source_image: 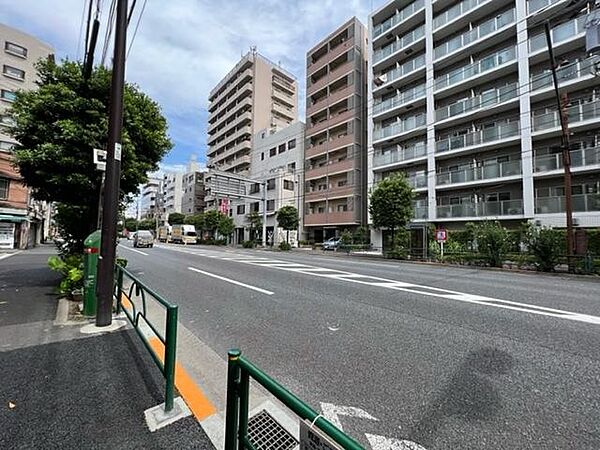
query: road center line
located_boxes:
[118,245,149,256]
[188,266,274,295]
[0,251,21,261]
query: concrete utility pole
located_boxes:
[96,0,127,327]
[544,22,575,272]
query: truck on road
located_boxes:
[171,224,197,245]
[158,225,171,243]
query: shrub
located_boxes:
[48,254,84,296]
[386,245,408,260]
[469,221,510,267]
[525,225,563,272]
[278,241,292,251]
[242,240,255,249]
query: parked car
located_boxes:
[322,237,341,251]
[133,230,154,248]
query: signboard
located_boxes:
[435,228,447,243]
[93,148,107,171]
[300,420,343,450]
[0,222,15,249]
[219,197,230,214]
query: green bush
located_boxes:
[587,229,600,255]
[525,225,563,272]
[469,221,510,267]
[48,254,84,296]
[278,241,292,251]
[340,229,353,245]
[242,240,255,249]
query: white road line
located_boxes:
[118,245,149,256]
[0,251,21,261]
[188,267,274,295]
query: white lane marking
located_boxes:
[188,267,274,295]
[0,251,21,261]
[118,245,148,256]
[366,434,427,450]
[320,402,378,430]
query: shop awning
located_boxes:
[0,214,28,223]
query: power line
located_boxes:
[76,0,89,61]
[101,0,117,67]
[126,0,147,59]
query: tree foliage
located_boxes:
[203,210,222,238]
[168,212,185,224]
[276,205,299,243]
[468,221,509,268]
[246,211,262,241]
[184,213,205,231]
[525,225,563,272]
[369,174,414,247]
[217,214,235,238]
[10,59,171,251]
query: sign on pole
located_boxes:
[300,420,343,450]
[436,228,447,259]
[93,148,107,171]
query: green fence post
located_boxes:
[238,370,250,450]
[115,266,124,314]
[164,305,178,412]
[225,349,241,450]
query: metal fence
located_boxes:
[114,265,179,412]
[225,349,363,450]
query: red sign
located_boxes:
[436,228,447,242]
[219,198,230,214]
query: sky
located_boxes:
[0,0,387,172]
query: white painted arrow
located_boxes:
[366,434,428,450]
[320,402,379,431]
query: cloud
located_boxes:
[0,0,387,167]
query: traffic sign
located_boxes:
[436,228,447,242]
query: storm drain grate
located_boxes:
[247,409,299,450]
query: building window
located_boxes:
[0,177,8,199]
[251,202,260,212]
[3,65,24,80]
[249,183,260,194]
[237,204,245,215]
[287,162,296,173]
[1,89,16,102]
[288,139,296,149]
[283,180,294,190]
[267,178,276,190]
[4,42,27,58]
[269,147,276,157]
[337,204,348,212]
[278,143,286,154]
[267,199,275,211]
[0,141,14,151]
[261,152,265,161]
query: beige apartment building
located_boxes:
[0,23,53,249]
[304,17,368,243]
[206,49,298,176]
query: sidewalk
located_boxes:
[0,246,214,449]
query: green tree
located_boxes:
[11,59,171,252]
[203,210,222,239]
[137,219,155,230]
[124,218,138,231]
[275,205,299,243]
[246,211,262,242]
[184,213,205,234]
[369,174,414,248]
[525,225,563,272]
[469,221,509,268]
[168,212,185,224]
[217,214,235,241]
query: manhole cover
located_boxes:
[247,409,299,450]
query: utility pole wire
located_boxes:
[127,0,147,59]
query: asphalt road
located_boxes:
[118,241,600,449]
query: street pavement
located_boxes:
[0,246,214,449]
[118,241,600,450]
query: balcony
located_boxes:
[407,173,427,190]
[435,82,518,122]
[307,109,354,135]
[530,56,600,93]
[434,8,515,61]
[528,0,561,14]
[433,0,489,31]
[272,88,294,108]
[308,60,354,95]
[437,199,523,218]
[373,54,425,92]
[373,113,426,142]
[373,84,426,117]
[308,84,354,116]
[207,111,252,146]
[219,154,251,172]
[373,0,425,40]
[212,140,252,165]
[373,24,425,65]
[305,184,355,202]
[209,84,253,118]
[437,160,522,187]
[305,133,354,157]
[413,205,429,220]
[209,68,252,109]
[536,194,600,214]
[373,142,427,168]
[436,120,520,154]
[272,101,294,120]
[208,97,252,135]
[532,100,600,134]
[435,46,516,92]
[307,40,353,77]
[209,125,252,155]
[304,210,357,226]
[305,158,354,180]
[534,146,600,173]
[529,15,586,55]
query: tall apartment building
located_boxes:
[140,177,161,219]
[0,23,53,249]
[368,0,600,247]
[206,49,298,178]
[304,18,368,243]
[162,171,183,218]
[182,170,206,215]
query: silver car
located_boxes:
[133,230,154,248]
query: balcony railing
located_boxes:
[373,113,426,141]
[535,194,600,214]
[437,199,523,218]
[373,142,427,167]
[435,82,518,121]
[373,0,425,38]
[436,120,519,153]
[413,206,429,220]
[529,15,586,53]
[434,8,515,60]
[435,46,516,91]
[375,53,426,89]
[534,146,600,172]
[530,56,600,92]
[528,0,560,14]
[532,100,600,132]
[433,0,488,30]
[437,160,522,185]
[407,173,428,189]
[374,25,425,63]
[373,84,426,116]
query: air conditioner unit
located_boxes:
[373,74,387,86]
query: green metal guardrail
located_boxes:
[225,349,364,450]
[114,265,178,412]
